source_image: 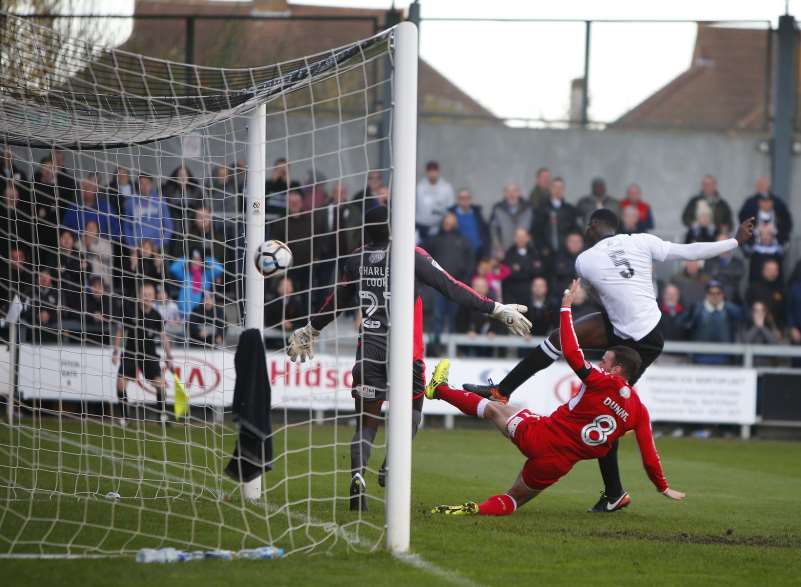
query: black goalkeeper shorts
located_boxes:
[351,340,425,402]
[601,313,665,384]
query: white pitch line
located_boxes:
[394,552,485,587]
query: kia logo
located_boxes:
[137,356,221,398]
[553,372,583,403]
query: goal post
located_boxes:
[386,21,419,554]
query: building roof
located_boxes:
[126,0,496,120]
[614,25,770,131]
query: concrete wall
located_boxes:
[417,123,786,239]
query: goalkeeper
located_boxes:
[287,205,531,511]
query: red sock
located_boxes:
[435,384,483,416]
[478,494,517,516]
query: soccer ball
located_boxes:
[254,240,293,277]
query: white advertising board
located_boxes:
[16,345,757,425]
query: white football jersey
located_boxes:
[575,233,673,341]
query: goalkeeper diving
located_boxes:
[287,205,531,510]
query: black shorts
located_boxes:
[601,313,665,384]
[351,340,425,402]
[119,353,162,382]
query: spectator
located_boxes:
[1,248,33,311]
[107,166,134,217]
[620,183,654,232]
[571,281,601,320]
[169,250,223,319]
[681,175,733,233]
[448,188,490,258]
[576,177,620,228]
[51,149,77,205]
[57,230,85,320]
[659,283,686,341]
[551,231,584,304]
[188,292,226,346]
[231,159,247,196]
[416,161,455,241]
[62,175,121,241]
[77,220,114,289]
[742,301,782,345]
[123,174,173,251]
[705,233,746,305]
[738,176,793,246]
[163,164,203,229]
[455,275,501,357]
[154,288,184,339]
[264,276,306,333]
[182,206,224,263]
[532,176,579,256]
[22,269,61,342]
[683,280,742,364]
[489,183,532,260]
[31,157,61,263]
[84,276,112,341]
[374,185,390,208]
[265,157,300,222]
[746,223,784,282]
[474,257,510,302]
[353,170,383,207]
[271,190,314,293]
[0,147,28,196]
[206,164,237,218]
[620,206,643,235]
[425,212,476,345]
[526,276,557,336]
[671,260,709,309]
[503,228,546,307]
[746,258,786,327]
[0,181,32,264]
[302,169,328,211]
[787,262,801,350]
[528,166,551,209]
[684,199,718,243]
[314,181,362,259]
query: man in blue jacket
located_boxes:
[123,174,173,251]
[63,175,121,241]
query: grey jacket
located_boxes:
[489,200,533,259]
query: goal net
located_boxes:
[0,12,418,558]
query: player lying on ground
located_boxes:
[286,205,531,511]
[464,209,753,512]
[428,279,685,516]
[111,281,175,427]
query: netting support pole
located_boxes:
[386,21,418,554]
[243,103,267,500]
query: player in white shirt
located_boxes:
[464,208,754,512]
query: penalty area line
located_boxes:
[394,551,485,587]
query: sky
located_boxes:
[36,0,801,123]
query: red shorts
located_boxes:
[505,408,576,491]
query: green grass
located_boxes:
[3,419,801,586]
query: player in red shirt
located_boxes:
[427,280,685,516]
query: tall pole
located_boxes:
[772,14,798,206]
[386,21,418,554]
[242,103,267,500]
[581,20,591,127]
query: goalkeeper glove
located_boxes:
[490,302,532,337]
[287,324,320,363]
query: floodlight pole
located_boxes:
[242,103,267,500]
[386,21,418,555]
[772,14,798,207]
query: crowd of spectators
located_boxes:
[2,146,801,359]
[414,162,801,359]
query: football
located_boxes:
[254,240,293,277]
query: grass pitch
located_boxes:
[3,419,801,586]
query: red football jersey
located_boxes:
[535,306,668,492]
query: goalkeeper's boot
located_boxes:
[462,380,509,405]
[349,472,368,512]
[424,359,451,400]
[588,491,631,513]
[430,502,479,516]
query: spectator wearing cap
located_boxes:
[576,177,620,228]
[448,188,490,258]
[532,176,579,257]
[528,166,551,210]
[620,183,654,232]
[416,161,455,241]
[489,183,532,260]
[123,174,173,251]
[169,249,223,318]
[681,174,733,234]
[738,176,793,246]
[682,280,742,364]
